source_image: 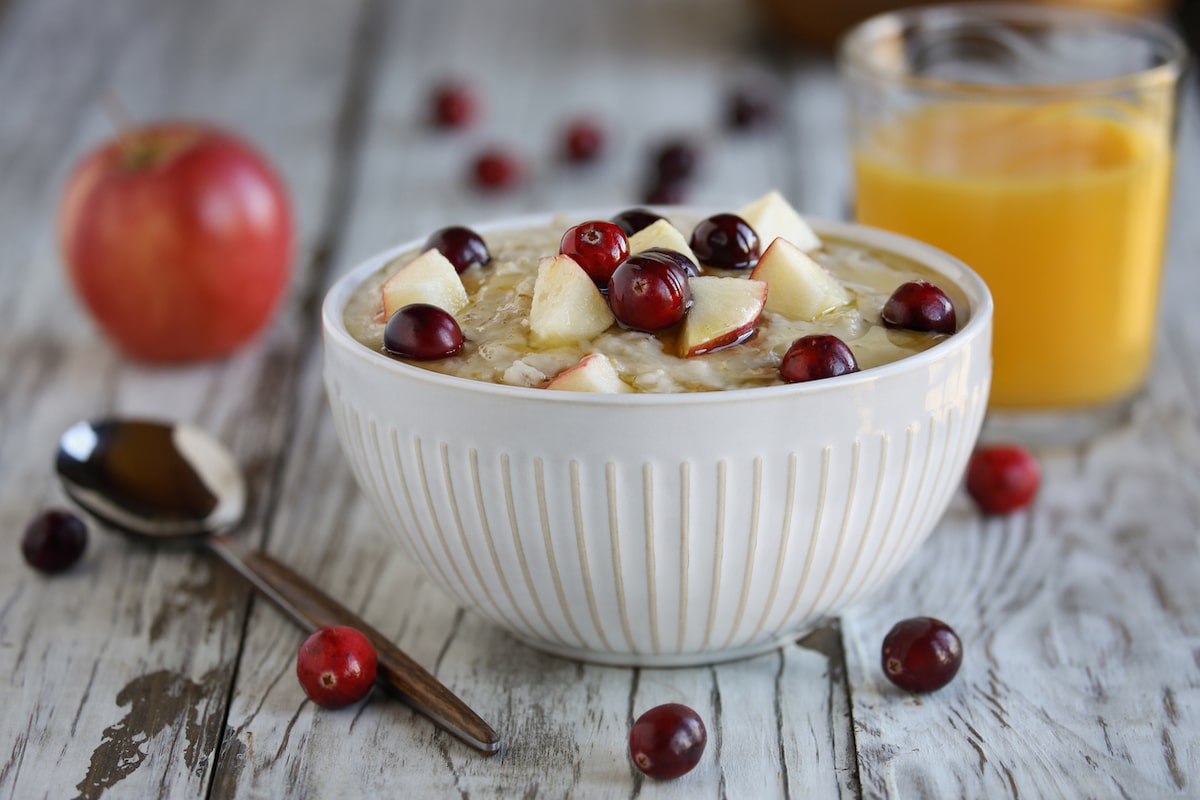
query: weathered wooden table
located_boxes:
[3,0,1198,796]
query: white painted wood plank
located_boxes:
[0,0,366,797]
[218,0,858,796]
[6,0,1196,796]
[782,52,851,220]
[840,86,1200,800]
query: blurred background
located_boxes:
[758,0,1182,48]
[3,1,1199,795]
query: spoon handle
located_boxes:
[205,534,500,755]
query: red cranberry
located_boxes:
[653,139,700,182]
[430,80,477,129]
[641,247,700,277]
[689,213,760,270]
[562,117,605,163]
[780,335,859,383]
[965,444,1040,515]
[726,84,776,131]
[882,281,957,334]
[383,304,464,360]
[607,253,692,332]
[424,225,490,273]
[629,703,707,780]
[560,220,630,286]
[471,147,521,191]
[881,617,963,693]
[610,208,665,237]
[21,509,87,574]
[296,625,378,709]
[642,179,688,206]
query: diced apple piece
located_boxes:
[545,353,632,393]
[529,254,615,345]
[749,237,851,322]
[627,218,699,267]
[679,276,767,358]
[737,190,821,252]
[381,248,469,319]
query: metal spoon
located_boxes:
[55,417,500,755]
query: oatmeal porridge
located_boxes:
[342,197,959,393]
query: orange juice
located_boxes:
[854,103,1173,409]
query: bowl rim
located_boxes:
[322,207,993,406]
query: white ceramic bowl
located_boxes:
[321,212,992,667]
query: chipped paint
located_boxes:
[75,668,234,799]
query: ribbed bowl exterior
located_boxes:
[322,216,992,667]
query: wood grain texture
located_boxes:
[222,537,500,753]
[0,0,365,796]
[1,0,1198,797]
[218,0,857,795]
[841,89,1200,800]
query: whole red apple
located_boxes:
[59,122,293,362]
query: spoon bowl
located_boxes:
[56,417,499,754]
[57,419,244,542]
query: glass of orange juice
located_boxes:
[839,3,1185,438]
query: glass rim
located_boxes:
[837,1,1187,99]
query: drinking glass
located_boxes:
[839,3,1186,439]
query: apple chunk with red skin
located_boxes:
[380,248,468,319]
[627,218,699,267]
[750,237,850,322]
[529,254,614,346]
[545,353,631,393]
[678,276,766,357]
[59,122,293,362]
[737,190,821,253]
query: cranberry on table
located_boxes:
[424,225,490,274]
[642,178,688,206]
[629,703,707,780]
[430,80,478,129]
[296,625,378,709]
[881,617,963,693]
[607,252,693,332]
[726,83,776,131]
[562,117,605,163]
[780,334,859,383]
[21,509,87,574]
[653,138,700,182]
[610,208,665,238]
[689,213,760,270]
[882,281,957,334]
[641,138,700,205]
[470,147,521,191]
[560,220,630,286]
[383,304,464,360]
[966,444,1040,515]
